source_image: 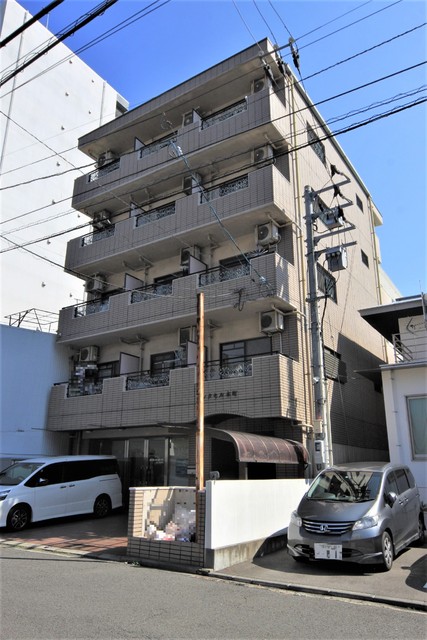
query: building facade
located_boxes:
[361,295,427,505]
[0,0,128,320]
[47,39,393,490]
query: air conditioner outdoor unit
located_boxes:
[252,77,269,93]
[183,173,202,195]
[97,150,117,167]
[260,310,285,333]
[253,145,273,164]
[92,210,111,230]
[79,345,99,363]
[85,273,106,293]
[182,110,201,127]
[325,246,348,272]
[180,246,202,267]
[256,222,280,246]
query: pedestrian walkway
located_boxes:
[0,512,426,611]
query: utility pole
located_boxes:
[196,292,205,491]
[304,181,356,469]
[304,186,331,468]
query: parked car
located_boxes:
[0,455,123,531]
[287,462,425,571]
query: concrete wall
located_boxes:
[381,365,427,507]
[0,325,70,466]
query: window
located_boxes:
[324,347,347,383]
[394,468,410,495]
[307,123,326,164]
[317,264,337,302]
[361,250,369,267]
[356,194,364,211]
[151,352,177,375]
[220,337,271,376]
[407,395,427,458]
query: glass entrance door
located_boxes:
[128,438,167,487]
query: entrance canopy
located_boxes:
[208,429,309,465]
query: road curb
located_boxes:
[203,570,427,613]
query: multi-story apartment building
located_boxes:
[47,39,392,490]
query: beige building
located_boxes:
[47,39,394,490]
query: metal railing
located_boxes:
[199,262,250,286]
[67,381,103,397]
[139,134,177,159]
[131,282,173,303]
[392,331,427,363]
[81,225,115,246]
[201,175,249,204]
[205,359,253,380]
[135,202,176,227]
[126,370,170,390]
[87,159,120,183]
[201,99,247,130]
[74,299,110,318]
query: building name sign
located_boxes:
[204,391,238,400]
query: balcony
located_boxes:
[65,163,294,275]
[392,331,427,364]
[46,353,305,432]
[57,251,298,345]
[71,90,289,214]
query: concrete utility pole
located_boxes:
[304,186,331,468]
[196,292,205,491]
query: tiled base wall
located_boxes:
[127,487,205,568]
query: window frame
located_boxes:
[406,395,427,459]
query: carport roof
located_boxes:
[208,429,309,465]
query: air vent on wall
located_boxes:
[79,345,99,363]
[259,310,284,333]
[256,222,280,246]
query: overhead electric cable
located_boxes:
[0,0,119,87]
[0,0,64,48]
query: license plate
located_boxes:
[314,543,342,560]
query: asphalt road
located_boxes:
[1,547,426,640]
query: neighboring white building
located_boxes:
[361,294,427,506]
[0,324,70,467]
[0,0,128,322]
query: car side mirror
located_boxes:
[38,478,49,487]
[385,491,397,507]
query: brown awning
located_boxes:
[207,429,309,465]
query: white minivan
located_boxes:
[0,456,123,531]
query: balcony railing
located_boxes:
[131,282,173,303]
[67,380,103,397]
[87,159,120,183]
[138,133,177,159]
[81,225,115,247]
[199,262,250,286]
[74,299,110,318]
[201,99,247,130]
[201,175,248,204]
[392,331,427,363]
[205,359,254,380]
[135,202,176,227]
[126,370,170,390]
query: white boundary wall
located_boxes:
[205,479,310,549]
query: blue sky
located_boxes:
[14,0,427,297]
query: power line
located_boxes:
[0,0,119,87]
[0,0,64,48]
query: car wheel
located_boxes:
[381,531,394,571]
[415,515,425,546]
[7,504,31,531]
[93,495,111,518]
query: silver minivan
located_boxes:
[287,462,425,570]
[0,456,123,531]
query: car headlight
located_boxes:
[0,491,11,502]
[352,515,379,531]
[290,510,302,527]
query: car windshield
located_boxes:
[0,462,44,486]
[307,470,382,502]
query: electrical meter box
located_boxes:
[314,439,326,464]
